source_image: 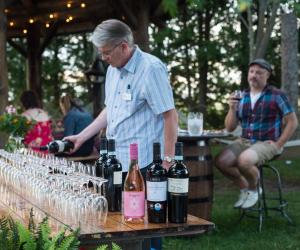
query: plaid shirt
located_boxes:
[238,85,293,142]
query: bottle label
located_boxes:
[174,155,183,161]
[113,171,122,185]
[146,181,167,201]
[168,178,189,193]
[56,140,65,152]
[124,191,145,217]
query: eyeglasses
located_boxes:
[99,41,122,58]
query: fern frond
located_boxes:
[49,228,66,248]
[28,208,35,233]
[0,217,10,250]
[8,217,20,250]
[56,234,80,250]
[112,242,122,250]
[17,221,36,250]
[36,217,51,250]
[94,245,108,250]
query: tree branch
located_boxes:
[8,39,27,57]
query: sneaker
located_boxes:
[234,189,248,208]
[241,188,261,209]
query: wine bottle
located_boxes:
[146,142,167,223]
[40,140,74,153]
[103,139,122,212]
[95,138,108,177]
[168,142,189,223]
[94,138,108,193]
[124,143,145,223]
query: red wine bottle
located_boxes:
[146,142,167,223]
[124,143,145,223]
[104,139,122,212]
[94,138,108,193]
[95,138,108,177]
[40,140,74,153]
[168,142,189,223]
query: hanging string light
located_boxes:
[7,1,91,35]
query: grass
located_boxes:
[163,144,300,250]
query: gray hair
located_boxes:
[91,19,134,48]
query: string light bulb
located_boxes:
[4,9,8,13]
[45,23,50,28]
[67,2,72,8]
[29,18,34,24]
[81,3,86,8]
[49,14,54,19]
[9,21,14,27]
[23,29,28,34]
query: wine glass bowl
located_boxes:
[232,90,243,101]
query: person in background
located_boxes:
[215,59,298,209]
[20,90,53,151]
[65,19,178,250]
[59,94,94,157]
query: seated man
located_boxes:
[215,58,298,209]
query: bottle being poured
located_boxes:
[39,140,74,154]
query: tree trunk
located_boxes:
[281,13,298,113]
[281,12,299,138]
[0,1,9,148]
[27,22,42,106]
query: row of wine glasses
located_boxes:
[0,148,108,227]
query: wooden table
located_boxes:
[0,182,214,250]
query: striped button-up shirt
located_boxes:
[105,46,175,171]
[238,85,293,142]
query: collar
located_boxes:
[119,45,141,74]
[245,84,271,95]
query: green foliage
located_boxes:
[0,106,34,137]
[95,242,122,250]
[0,214,80,250]
[162,0,178,17]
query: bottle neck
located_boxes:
[129,158,139,171]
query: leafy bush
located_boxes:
[0,210,121,250]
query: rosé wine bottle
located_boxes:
[124,143,145,223]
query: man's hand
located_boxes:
[228,93,240,111]
[63,134,85,154]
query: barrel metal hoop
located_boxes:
[189,174,213,182]
[184,155,212,161]
[188,197,212,203]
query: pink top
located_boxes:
[22,108,53,151]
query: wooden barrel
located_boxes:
[178,136,213,220]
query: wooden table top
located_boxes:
[0,182,214,244]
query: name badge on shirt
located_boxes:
[122,92,132,101]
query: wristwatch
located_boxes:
[163,156,173,163]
